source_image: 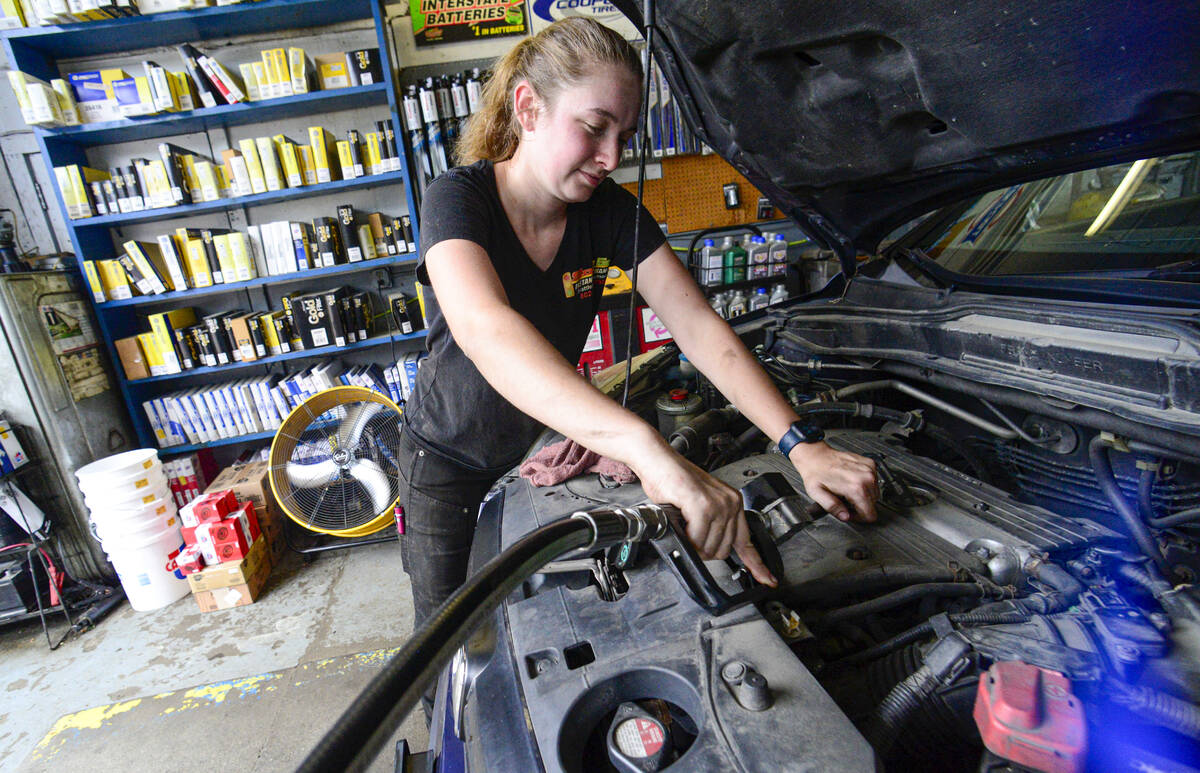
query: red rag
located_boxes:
[519,439,637,487]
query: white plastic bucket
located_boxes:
[78,465,166,499]
[85,479,171,513]
[91,498,177,544]
[106,523,189,612]
[75,449,160,486]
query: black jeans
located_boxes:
[396,430,499,632]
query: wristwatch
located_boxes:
[777,420,825,458]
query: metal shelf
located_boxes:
[125,329,427,386]
[2,0,422,452]
[161,429,276,456]
[0,0,375,59]
[73,170,402,229]
[96,253,418,309]
[36,84,390,146]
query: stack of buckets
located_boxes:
[75,449,190,611]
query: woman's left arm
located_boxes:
[636,244,880,522]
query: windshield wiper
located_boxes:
[891,248,953,288]
[1148,258,1200,280]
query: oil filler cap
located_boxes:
[607,702,670,772]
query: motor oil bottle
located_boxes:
[709,291,727,318]
[697,238,722,287]
[769,283,789,305]
[769,233,789,265]
[748,236,768,264]
[722,237,747,284]
[749,286,770,311]
[726,289,748,318]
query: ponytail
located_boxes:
[455,17,642,166]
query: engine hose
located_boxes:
[1020,558,1084,614]
[1107,681,1200,740]
[817,583,992,629]
[812,380,1018,439]
[866,634,972,757]
[839,610,1032,667]
[1088,436,1173,578]
[785,566,961,605]
[1151,505,1200,529]
[711,425,766,468]
[880,362,1200,461]
[794,401,924,430]
[1115,560,1173,598]
[297,505,674,773]
[1133,462,1200,530]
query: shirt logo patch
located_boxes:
[562,256,610,299]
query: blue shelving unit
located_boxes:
[1,0,425,457]
[125,329,427,386]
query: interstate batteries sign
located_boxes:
[410,0,529,46]
[530,0,638,38]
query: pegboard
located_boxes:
[619,174,668,224]
[623,153,779,234]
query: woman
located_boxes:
[399,17,879,632]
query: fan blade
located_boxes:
[337,402,386,450]
[286,459,341,489]
[345,458,393,514]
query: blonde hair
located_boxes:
[455,17,642,165]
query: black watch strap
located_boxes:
[777,420,825,458]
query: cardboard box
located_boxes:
[187,532,270,593]
[192,550,270,611]
[115,335,150,380]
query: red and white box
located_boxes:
[232,500,260,543]
[176,544,206,575]
[195,515,252,564]
[184,489,238,527]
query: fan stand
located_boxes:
[280,517,397,558]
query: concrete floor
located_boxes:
[0,539,430,772]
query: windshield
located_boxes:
[908,151,1200,279]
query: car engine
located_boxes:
[453,306,1200,773]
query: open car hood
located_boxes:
[613,1,1200,276]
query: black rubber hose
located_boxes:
[1135,464,1200,529]
[795,402,924,429]
[1150,505,1200,529]
[298,517,593,773]
[1115,561,1173,598]
[1088,436,1172,577]
[784,566,961,605]
[1107,681,1200,740]
[838,610,1032,667]
[818,583,988,628]
[869,665,939,755]
[880,362,1200,461]
[1016,560,1084,614]
[1138,467,1158,524]
[865,634,972,757]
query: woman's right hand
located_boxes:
[633,446,778,588]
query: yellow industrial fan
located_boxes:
[268,386,404,538]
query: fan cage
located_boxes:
[269,386,404,537]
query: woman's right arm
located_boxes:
[424,238,775,585]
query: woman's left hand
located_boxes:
[787,442,880,522]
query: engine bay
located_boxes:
[457,315,1200,773]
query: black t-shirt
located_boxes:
[403,160,666,473]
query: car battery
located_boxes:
[0,558,47,616]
